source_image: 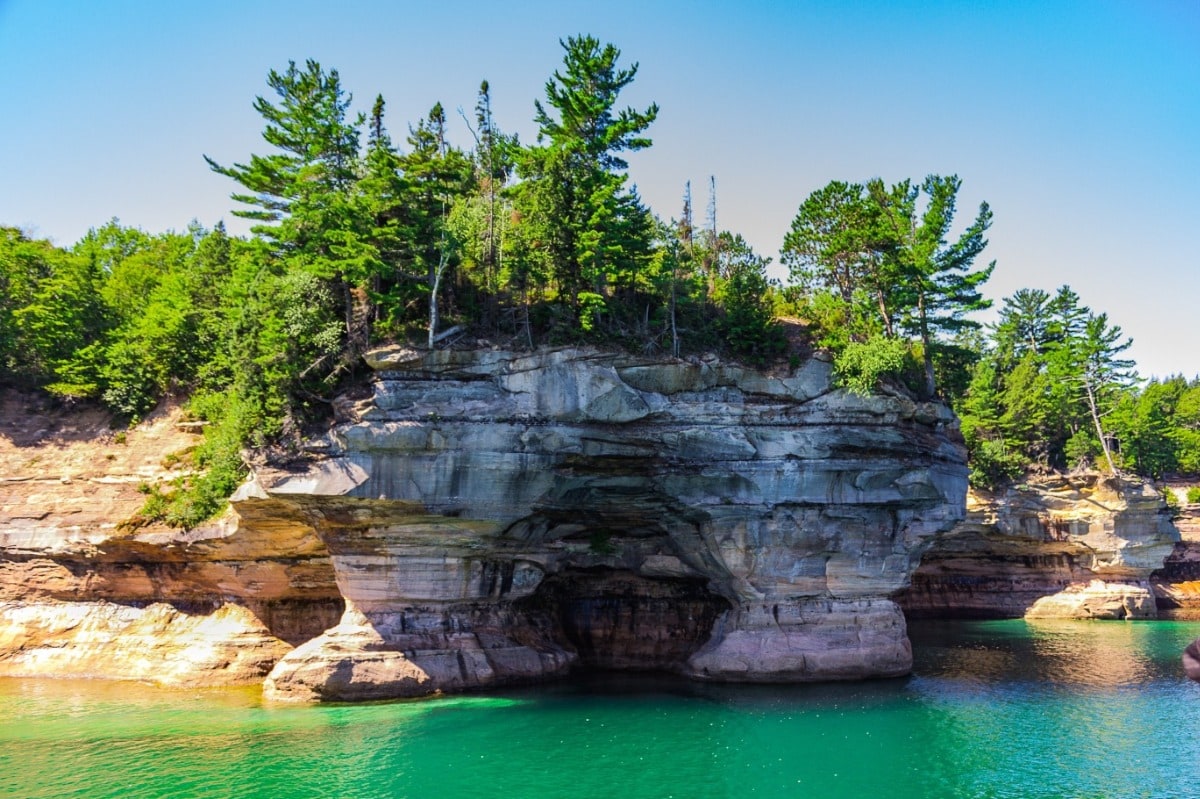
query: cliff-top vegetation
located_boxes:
[2,35,1196,525]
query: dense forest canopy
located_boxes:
[1,36,1196,526]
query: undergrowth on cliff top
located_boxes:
[131,395,256,529]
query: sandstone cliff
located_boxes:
[0,396,342,686]
[1,349,969,699]
[1152,493,1200,618]
[251,346,967,701]
[897,475,1179,620]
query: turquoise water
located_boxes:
[2,620,1199,799]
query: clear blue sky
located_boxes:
[2,0,1197,378]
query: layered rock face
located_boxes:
[1,351,969,698]
[0,400,342,686]
[256,346,968,701]
[1152,498,1200,617]
[897,475,1179,620]
[0,600,292,686]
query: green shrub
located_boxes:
[1163,487,1183,521]
[136,389,253,529]
[968,438,1025,489]
[577,292,606,333]
[1187,486,1200,505]
[834,335,911,396]
[1064,429,1100,470]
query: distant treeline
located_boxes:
[0,36,1193,526]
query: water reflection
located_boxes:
[907,620,1200,799]
[3,622,1200,799]
[909,618,1192,688]
[1025,619,1154,687]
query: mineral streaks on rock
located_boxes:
[0,399,344,686]
[898,475,1179,620]
[0,600,292,686]
[1152,499,1200,618]
[687,598,912,681]
[258,346,968,700]
[1025,580,1157,620]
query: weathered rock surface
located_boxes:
[0,599,291,685]
[897,475,1179,619]
[2,349,970,697]
[1024,580,1157,619]
[256,346,967,701]
[0,397,342,685]
[1152,496,1200,618]
[1184,638,1200,682]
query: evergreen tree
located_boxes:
[872,175,994,397]
[992,287,1051,365]
[468,80,516,293]
[712,233,785,364]
[515,35,658,325]
[399,103,473,346]
[204,59,361,252]
[205,59,365,353]
[780,175,993,395]
[1075,312,1137,472]
[957,284,1152,481]
[12,241,106,396]
[0,228,61,384]
[780,180,895,343]
[450,80,521,335]
[1111,379,1180,477]
[1172,381,1200,474]
[356,94,416,336]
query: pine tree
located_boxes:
[1075,312,1137,472]
[874,175,994,397]
[205,59,365,357]
[204,60,361,257]
[515,35,658,325]
[781,180,896,342]
[400,103,473,347]
[357,94,415,336]
[992,287,1051,365]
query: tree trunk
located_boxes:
[427,276,439,349]
[919,294,935,397]
[341,281,356,351]
[670,270,679,358]
[522,285,534,350]
[1084,375,1118,474]
[428,249,449,349]
[876,290,894,338]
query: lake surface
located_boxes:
[2,619,1198,799]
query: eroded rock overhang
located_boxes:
[250,346,969,702]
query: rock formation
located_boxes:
[1152,497,1200,618]
[1184,638,1200,682]
[0,398,342,686]
[2,348,971,699]
[256,346,968,701]
[897,475,1179,620]
[0,600,292,686]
